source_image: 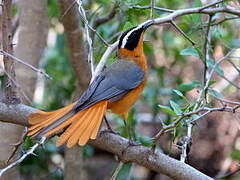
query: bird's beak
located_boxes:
[142,20,154,30]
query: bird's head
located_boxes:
[118,20,154,59]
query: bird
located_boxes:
[27,20,154,148]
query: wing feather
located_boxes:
[74,60,144,111]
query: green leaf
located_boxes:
[231,149,240,160]
[180,47,200,57]
[138,136,152,147]
[123,21,133,31]
[209,80,217,86]
[158,105,176,115]
[170,100,182,115]
[178,80,201,92]
[206,58,224,76]
[208,88,224,98]
[173,89,184,97]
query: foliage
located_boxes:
[1,0,239,179]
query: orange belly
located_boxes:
[107,81,146,119]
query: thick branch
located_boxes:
[1,0,19,104]
[58,0,91,92]
[0,102,213,180]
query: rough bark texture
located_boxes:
[0,102,214,180]
[0,1,20,179]
[57,0,91,179]
[1,0,18,103]
[15,0,48,104]
[0,1,48,180]
[58,0,91,94]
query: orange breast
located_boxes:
[107,54,147,119]
[107,80,146,119]
[109,40,148,120]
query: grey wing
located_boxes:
[73,60,144,112]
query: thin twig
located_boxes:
[203,15,213,101]
[131,5,174,13]
[227,59,240,74]
[59,0,76,20]
[91,41,118,82]
[0,50,52,80]
[217,73,240,89]
[152,101,240,152]
[132,0,224,14]
[204,50,234,92]
[110,161,124,180]
[170,21,196,45]
[214,97,240,106]
[86,25,109,46]
[0,137,46,177]
[94,4,118,28]
[199,0,224,11]
[3,68,32,104]
[180,123,193,163]
[150,0,155,19]
[76,0,94,74]
[76,0,109,47]
[6,127,28,164]
[76,0,110,78]
[192,50,234,115]
[211,16,240,26]
[152,7,240,25]
[216,166,240,179]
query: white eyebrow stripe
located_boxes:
[121,25,142,48]
[120,20,152,49]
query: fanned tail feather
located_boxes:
[28,103,76,136]
[28,101,107,147]
[57,101,107,147]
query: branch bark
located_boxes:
[0,1,21,179]
[58,0,91,179]
[1,0,18,103]
[58,0,91,93]
[14,0,48,105]
[0,102,213,180]
[93,4,118,28]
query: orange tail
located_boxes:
[28,101,108,147]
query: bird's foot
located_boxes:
[128,138,141,146]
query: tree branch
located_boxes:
[1,0,19,104]
[0,137,46,177]
[0,50,51,80]
[91,41,118,81]
[94,4,118,28]
[152,7,240,25]
[58,1,91,180]
[0,102,213,180]
[58,0,91,93]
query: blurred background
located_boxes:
[0,0,240,179]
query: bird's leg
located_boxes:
[104,116,119,135]
[123,120,140,146]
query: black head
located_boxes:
[118,20,154,51]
